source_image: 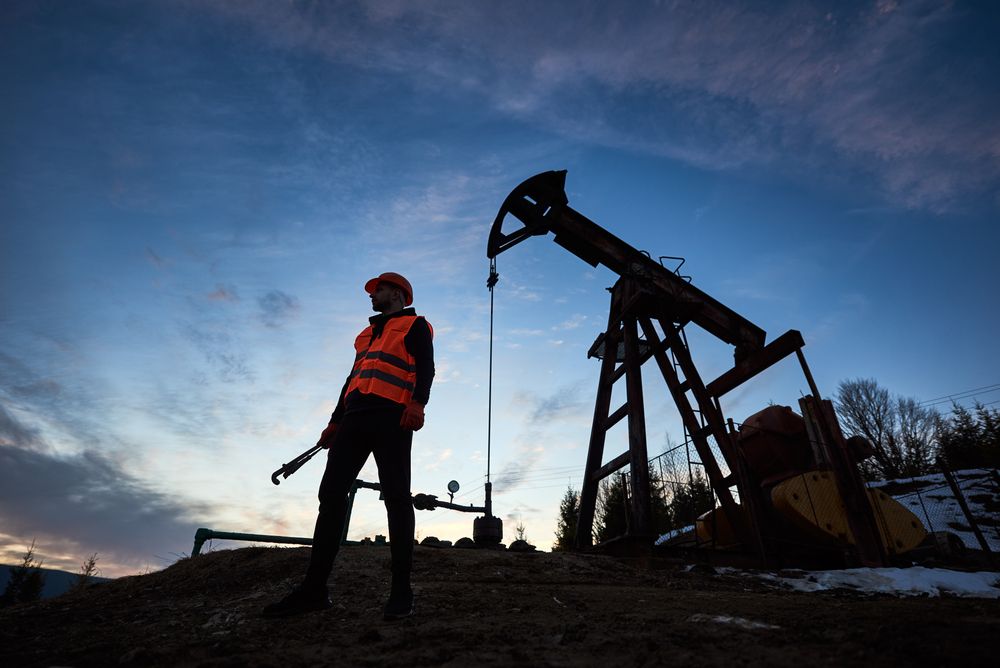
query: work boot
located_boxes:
[262,586,332,618]
[382,584,414,621]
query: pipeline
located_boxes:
[193,478,490,556]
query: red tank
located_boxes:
[736,405,815,486]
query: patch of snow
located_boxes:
[655,525,693,546]
[687,613,780,630]
[752,567,1000,599]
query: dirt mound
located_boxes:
[2,545,998,667]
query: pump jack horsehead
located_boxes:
[487,170,926,568]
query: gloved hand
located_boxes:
[400,401,425,431]
[318,421,338,449]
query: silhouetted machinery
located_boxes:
[487,171,925,567]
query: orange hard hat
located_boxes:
[364,272,413,306]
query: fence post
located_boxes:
[938,459,995,567]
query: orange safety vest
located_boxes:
[346,315,432,405]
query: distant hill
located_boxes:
[0,564,111,599]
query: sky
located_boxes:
[1,0,999,577]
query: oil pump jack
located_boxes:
[488,170,926,568]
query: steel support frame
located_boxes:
[573,278,888,568]
[575,278,750,550]
[576,280,658,547]
[639,315,755,549]
[576,284,628,548]
[798,394,888,567]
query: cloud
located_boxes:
[420,447,453,472]
[808,291,872,345]
[0,443,209,573]
[502,281,542,303]
[208,284,240,302]
[491,445,544,494]
[9,379,62,400]
[504,502,544,532]
[145,247,167,269]
[0,353,113,454]
[357,172,499,285]
[493,382,590,493]
[554,314,587,331]
[199,0,1000,213]
[181,322,255,383]
[258,290,300,328]
[512,382,590,425]
[0,403,44,451]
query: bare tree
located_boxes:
[896,397,938,475]
[835,378,938,479]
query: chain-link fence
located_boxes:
[870,467,1000,554]
[640,441,728,547]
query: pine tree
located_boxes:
[974,403,1000,466]
[515,519,528,542]
[72,553,101,592]
[552,486,580,551]
[937,402,1000,468]
[1,541,46,607]
[647,462,673,536]
[592,462,679,543]
[666,469,714,528]
[594,474,629,543]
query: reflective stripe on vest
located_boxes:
[346,315,432,405]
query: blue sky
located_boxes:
[2,0,998,576]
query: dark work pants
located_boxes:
[303,406,414,592]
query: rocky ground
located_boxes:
[2,545,998,667]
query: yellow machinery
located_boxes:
[695,405,926,558]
